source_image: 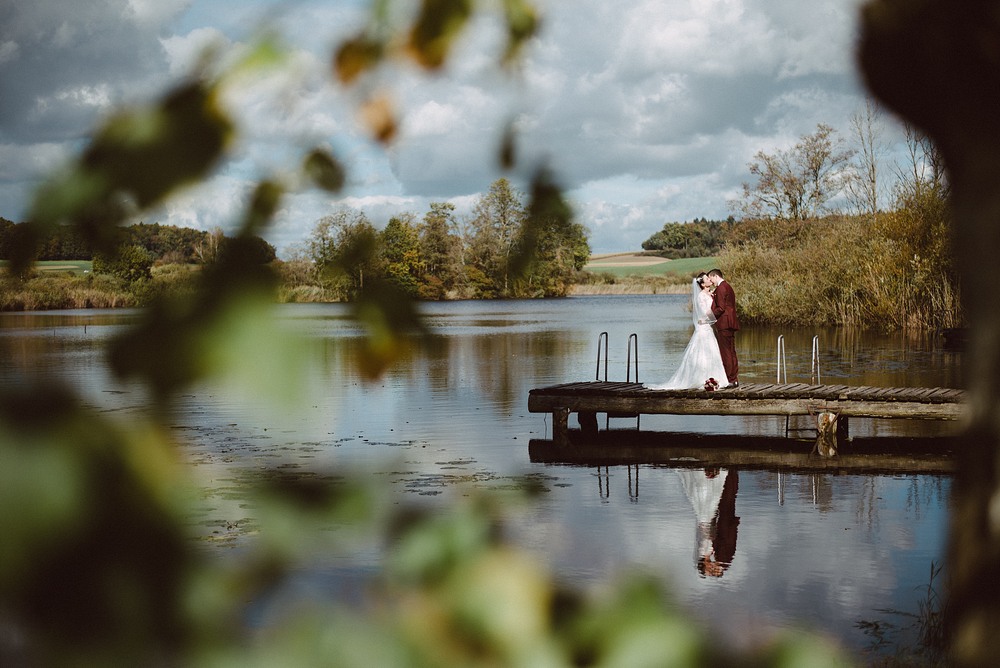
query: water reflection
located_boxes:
[678,468,739,578]
[0,298,959,657]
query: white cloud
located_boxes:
[0,0,899,255]
[0,40,19,65]
[0,142,74,181]
[160,27,231,76]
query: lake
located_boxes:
[0,294,962,659]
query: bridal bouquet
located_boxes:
[704,377,720,392]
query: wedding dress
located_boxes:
[644,279,728,390]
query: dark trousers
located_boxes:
[715,328,738,383]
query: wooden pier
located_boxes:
[527,381,966,450]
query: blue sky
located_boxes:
[0,0,900,255]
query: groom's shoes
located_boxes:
[724,381,739,389]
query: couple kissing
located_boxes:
[644,269,740,391]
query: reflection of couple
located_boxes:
[677,468,740,577]
[645,269,740,390]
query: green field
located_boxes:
[583,255,718,278]
[0,260,93,275]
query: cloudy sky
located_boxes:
[0,0,895,255]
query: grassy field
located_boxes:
[1,260,94,275]
[583,254,718,278]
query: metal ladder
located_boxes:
[595,332,640,430]
[777,334,823,436]
[776,334,822,383]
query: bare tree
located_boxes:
[846,99,890,217]
[896,122,948,200]
[193,227,225,264]
[736,124,856,220]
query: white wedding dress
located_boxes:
[644,279,728,390]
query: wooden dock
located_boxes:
[527,381,966,449]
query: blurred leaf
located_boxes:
[499,119,517,169]
[408,0,473,70]
[0,386,205,662]
[230,33,287,76]
[303,148,346,192]
[509,167,573,279]
[351,280,430,380]
[17,81,233,275]
[334,34,385,84]
[241,179,284,237]
[81,82,232,210]
[501,0,541,66]
[360,94,398,144]
[569,576,704,668]
[443,548,551,657]
[386,502,495,587]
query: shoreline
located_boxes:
[570,284,689,296]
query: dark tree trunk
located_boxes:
[858,2,1000,663]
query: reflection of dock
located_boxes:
[527,381,966,448]
[528,432,957,474]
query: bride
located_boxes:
[645,273,728,390]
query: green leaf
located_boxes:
[303,149,346,193]
[501,0,540,66]
[408,0,473,69]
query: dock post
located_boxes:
[553,408,570,446]
[579,411,598,436]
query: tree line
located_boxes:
[2,176,588,303]
[0,218,275,267]
[640,217,735,257]
[284,177,590,301]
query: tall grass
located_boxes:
[721,211,962,331]
[0,263,204,311]
[0,274,135,310]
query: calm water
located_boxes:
[0,295,962,657]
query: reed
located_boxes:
[0,274,135,310]
[721,213,962,331]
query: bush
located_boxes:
[93,245,155,283]
[720,211,963,330]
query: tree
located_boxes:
[216,234,277,267]
[736,124,856,220]
[896,122,948,201]
[92,244,154,282]
[467,178,525,296]
[518,218,590,297]
[194,228,225,264]
[307,209,380,299]
[418,202,463,299]
[860,2,1000,663]
[379,214,424,298]
[846,99,890,218]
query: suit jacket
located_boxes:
[711,280,740,331]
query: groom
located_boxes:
[707,268,740,388]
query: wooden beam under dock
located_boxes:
[528,431,957,474]
[527,381,966,446]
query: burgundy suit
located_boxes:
[711,280,740,384]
